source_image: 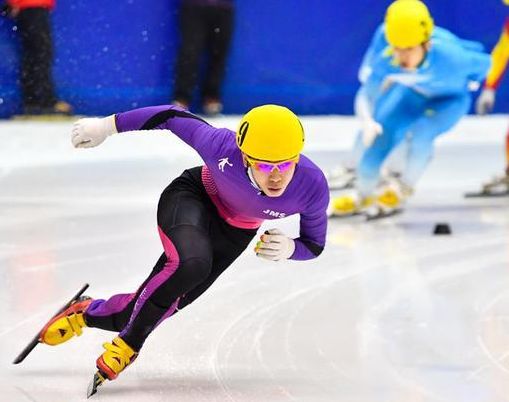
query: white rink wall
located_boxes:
[0,115,507,169]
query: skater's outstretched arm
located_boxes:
[485,17,509,92]
[71,105,230,159]
[476,17,509,115]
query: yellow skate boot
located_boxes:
[363,188,404,219]
[375,179,413,214]
[377,188,402,209]
[329,192,374,216]
[40,296,93,346]
[88,336,138,397]
[96,336,138,380]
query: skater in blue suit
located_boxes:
[329,0,491,217]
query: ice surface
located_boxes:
[0,115,508,401]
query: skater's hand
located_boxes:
[476,88,496,115]
[361,118,383,147]
[254,229,295,261]
[71,116,117,148]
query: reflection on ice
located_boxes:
[0,116,508,401]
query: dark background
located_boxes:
[0,0,506,117]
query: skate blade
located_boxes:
[329,212,362,220]
[328,182,355,191]
[13,283,89,364]
[328,210,362,219]
[87,370,107,398]
[365,208,402,221]
[464,190,509,198]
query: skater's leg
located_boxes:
[331,85,426,215]
[85,179,214,344]
[400,94,471,187]
[178,216,256,310]
[17,8,57,110]
[84,253,167,332]
[383,137,410,176]
[90,169,255,385]
[90,184,215,386]
[91,195,255,330]
[173,3,208,105]
[357,85,425,196]
[201,5,234,107]
[350,131,366,166]
[117,186,214,352]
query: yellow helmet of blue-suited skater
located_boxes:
[503,0,509,6]
[385,0,434,48]
[236,105,304,162]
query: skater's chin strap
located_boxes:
[245,167,265,196]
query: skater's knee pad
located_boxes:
[159,224,213,262]
[178,256,213,289]
[151,225,213,307]
[150,256,213,308]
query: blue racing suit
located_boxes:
[352,24,491,195]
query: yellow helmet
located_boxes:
[236,105,304,162]
[385,0,434,48]
[503,0,509,5]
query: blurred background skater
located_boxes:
[2,0,72,116]
[328,0,491,219]
[172,0,235,116]
[471,0,509,197]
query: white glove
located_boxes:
[255,228,295,261]
[71,115,117,148]
[361,118,383,147]
[475,88,496,115]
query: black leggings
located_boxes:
[85,167,256,351]
[16,7,56,108]
[173,3,234,102]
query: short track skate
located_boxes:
[465,175,509,198]
[13,283,90,364]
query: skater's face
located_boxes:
[393,42,430,70]
[243,154,297,197]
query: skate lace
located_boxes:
[102,339,136,372]
[66,313,85,336]
[64,297,91,336]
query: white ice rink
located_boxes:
[1,115,508,402]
